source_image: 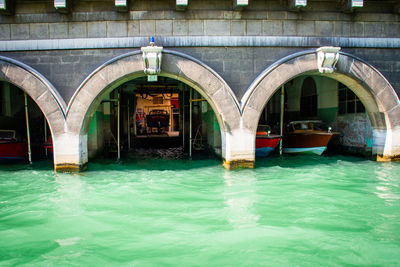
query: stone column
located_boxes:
[221,124,255,169]
[53,132,88,172]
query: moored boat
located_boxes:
[283,120,338,155]
[255,125,281,157]
[0,130,27,160]
[146,109,170,133]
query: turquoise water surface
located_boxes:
[0,155,399,266]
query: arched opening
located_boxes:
[257,75,371,157]
[85,76,222,161]
[0,81,52,163]
[243,49,400,161]
[0,56,65,168]
[65,50,240,171]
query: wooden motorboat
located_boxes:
[0,130,27,160]
[146,109,170,133]
[283,120,338,155]
[255,125,281,157]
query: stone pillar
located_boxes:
[221,126,255,169]
[53,132,88,172]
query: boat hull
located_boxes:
[283,146,327,155]
[0,142,27,159]
[283,132,335,156]
[146,115,170,128]
[255,135,281,157]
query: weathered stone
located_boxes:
[246,20,262,36]
[0,24,10,40]
[107,21,127,37]
[383,22,400,38]
[204,20,230,36]
[49,23,68,39]
[68,22,87,38]
[267,11,287,20]
[376,87,399,112]
[297,21,315,36]
[282,20,295,36]
[315,21,334,36]
[88,21,107,38]
[29,23,49,39]
[264,20,283,36]
[139,20,155,36]
[156,20,173,36]
[173,20,188,36]
[363,70,392,96]
[350,22,364,37]
[334,21,350,37]
[128,21,140,36]
[11,24,29,40]
[188,20,204,35]
[365,22,383,38]
[231,20,245,35]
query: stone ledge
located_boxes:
[1,36,400,51]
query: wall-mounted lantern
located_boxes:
[115,0,129,12]
[0,0,15,15]
[54,0,70,13]
[176,0,188,11]
[343,0,363,12]
[141,37,163,82]
[233,0,248,10]
[316,46,341,73]
[289,0,307,10]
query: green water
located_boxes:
[0,155,399,266]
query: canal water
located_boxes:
[0,155,399,266]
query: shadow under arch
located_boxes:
[241,49,400,159]
[65,49,241,168]
[0,56,66,157]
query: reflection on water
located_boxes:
[375,163,400,204]
[223,170,259,229]
[0,155,399,266]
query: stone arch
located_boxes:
[241,49,400,160]
[64,49,241,170]
[0,56,66,161]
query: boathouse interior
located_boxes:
[0,81,51,161]
[86,77,222,160]
[258,75,371,158]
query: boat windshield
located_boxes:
[289,121,329,131]
[0,130,16,141]
[149,109,168,115]
[257,125,271,133]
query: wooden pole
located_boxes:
[44,116,48,157]
[279,84,284,155]
[24,92,32,164]
[127,98,131,150]
[189,87,193,158]
[182,87,185,150]
[117,90,121,160]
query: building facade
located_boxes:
[1,0,400,171]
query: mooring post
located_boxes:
[182,86,185,150]
[279,84,284,155]
[127,98,131,150]
[189,87,193,158]
[117,90,121,160]
[44,117,48,157]
[24,92,32,164]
